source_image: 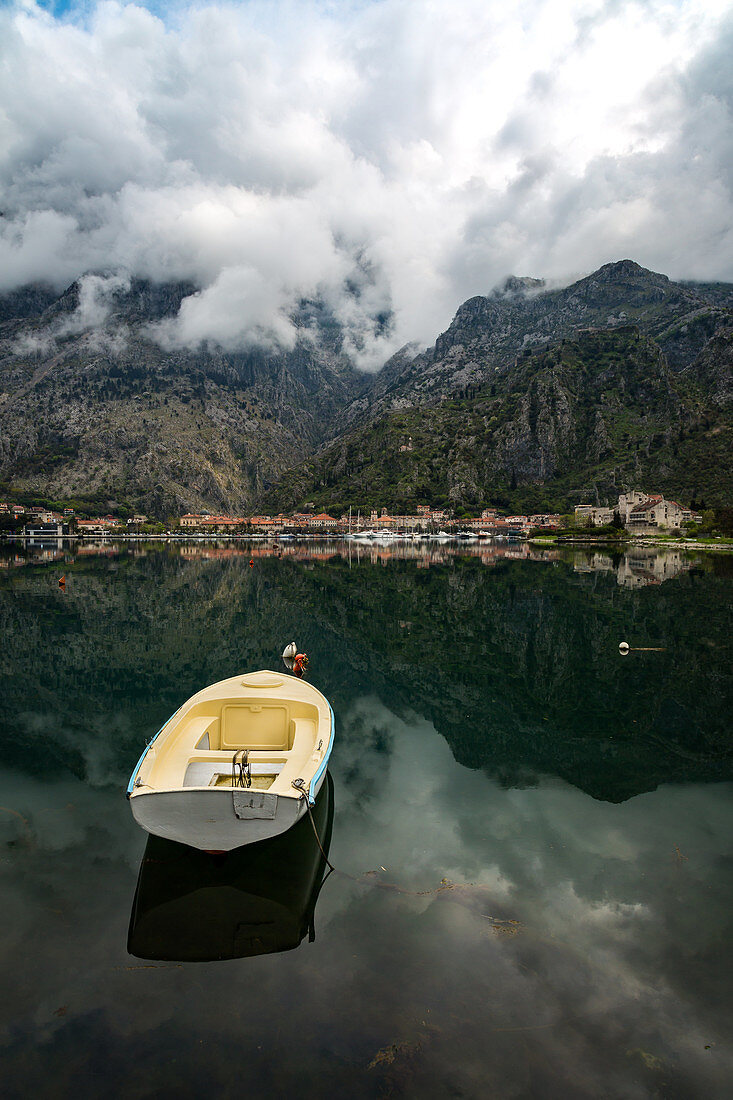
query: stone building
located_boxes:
[574,504,615,526]
[625,496,686,533]
[578,491,693,533]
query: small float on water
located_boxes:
[127,670,334,851]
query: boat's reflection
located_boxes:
[128,773,334,962]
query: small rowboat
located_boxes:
[127,671,334,851]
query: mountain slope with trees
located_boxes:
[0,279,367,517]
[0,260,731,517]
[263,324,733,515]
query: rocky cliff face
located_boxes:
[1,260,731,515]
[0,279,366,515]
[264,321,733,515]
[337,260,732,429]
[690,327,733,409]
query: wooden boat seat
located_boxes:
[180,717,317,791]
[273,718,317,788]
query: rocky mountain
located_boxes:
[338,260,732,427]
[263,326,733,515]
[264,261,733,514]
[0,260,731,517]
[0,278,367,516]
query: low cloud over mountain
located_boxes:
[1,0,732,368]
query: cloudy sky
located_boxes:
[1,0,732,366]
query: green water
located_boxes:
[0,540,731,1097]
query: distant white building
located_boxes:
[574,504,615,526]
[22,521,65,539]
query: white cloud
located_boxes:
[0,0,731,367]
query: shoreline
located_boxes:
[2,532,732,552]
[531,536,733,552]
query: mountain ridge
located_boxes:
[263,322,733,515]
[0,278,367,515]
[1,260,731,516]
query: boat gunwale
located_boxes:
[126,706,184,798]
[309,701,334,803]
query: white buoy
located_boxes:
[619,641,630,655]
[282,642,297,659]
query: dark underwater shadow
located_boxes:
[127,773,334,962]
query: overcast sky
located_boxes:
[1,0,732,367]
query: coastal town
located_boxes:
[1,489,703,539]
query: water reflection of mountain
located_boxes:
[0,541,730,802]
[128,774,334,961]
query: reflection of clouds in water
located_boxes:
[330,696,513,895]
[326,697,733,1091]
[0,769,139,860]
[15,708,136,788]
[0,696,730,1096]
[0,767,145,1041]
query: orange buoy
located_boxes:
[58,575,66,589]
[249,559,254,567]
[293,652,309,678]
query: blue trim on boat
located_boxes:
[126,707,181,797]
[308,701,335,804]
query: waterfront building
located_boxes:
[574,504,615,526]
[529,514,563,528]
[22,521,66,539]
[577,491,698,532]
[626,497,686,532]
[76,517,126,533]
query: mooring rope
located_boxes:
[291,779,335,871]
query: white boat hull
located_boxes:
[130,768,328,851]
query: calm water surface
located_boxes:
[0,539,731,1098]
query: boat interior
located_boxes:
[138,693,324,795]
